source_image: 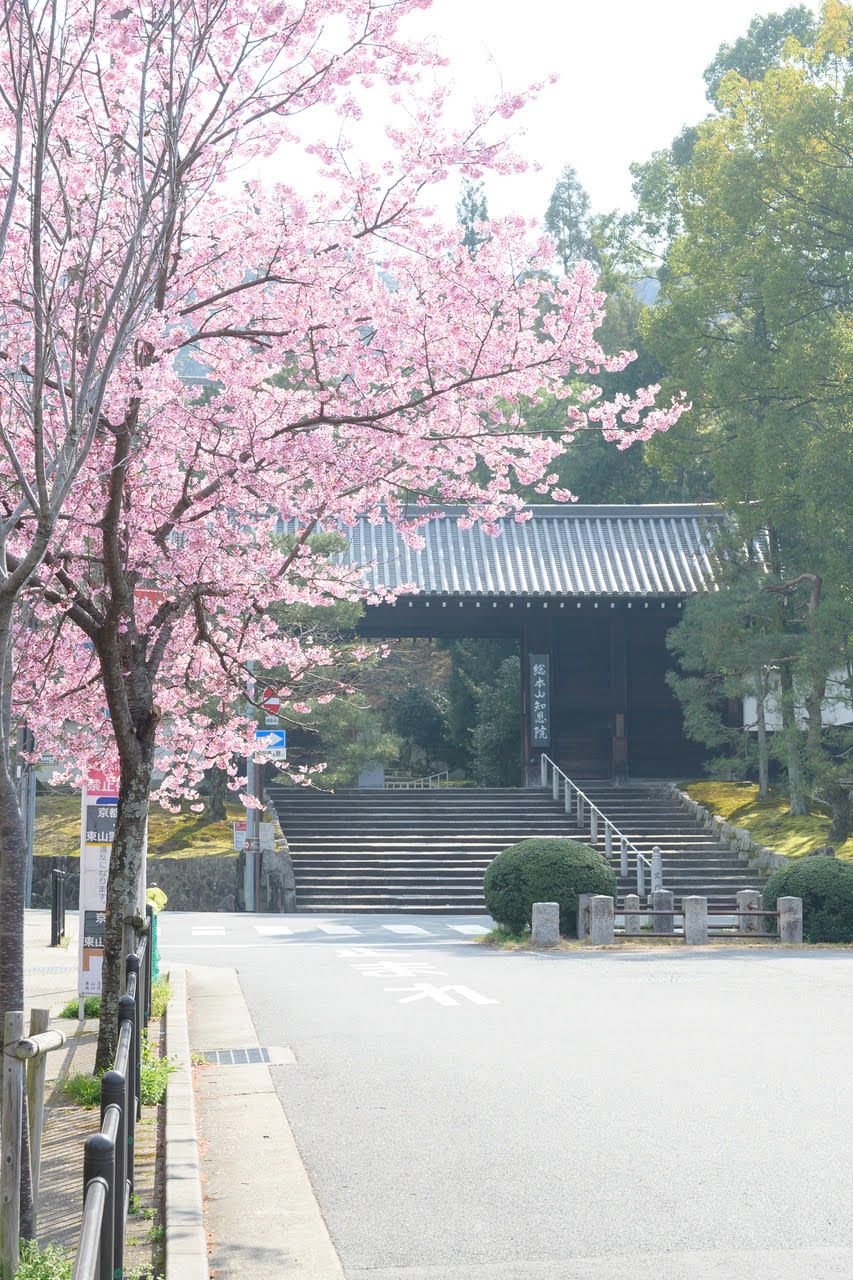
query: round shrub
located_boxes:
[763,856,853,943]
[484,838,617,936]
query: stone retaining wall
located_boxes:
[33,854,241,912]
[654,783,789,876]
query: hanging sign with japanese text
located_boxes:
[77,767,147,998]
[78,770,119,996]
[529,653,551,748]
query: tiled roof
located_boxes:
[335,505,731,599]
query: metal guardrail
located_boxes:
[72,906,154,1280]
[385,771,450,789]
[540,753,663,898]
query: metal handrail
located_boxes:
[540,753,663,898]
[385,770,450,790]
[73,909,155,1280]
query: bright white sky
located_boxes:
[400,0,822,222]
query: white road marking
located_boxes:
[316,924,360,936]
[355,960,447,979]
[192,927,226,936]
[447,924,487,936]
[384,983,499,1007]
[254,925,294,936]
[382,924,431,935]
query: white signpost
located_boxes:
[78,767,147,1016]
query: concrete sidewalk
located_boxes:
[187,964,344,1279]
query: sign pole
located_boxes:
[244,663,257,912]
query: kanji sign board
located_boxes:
[528,653,551,748]
[78,768,146,999]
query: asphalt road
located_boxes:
[161,912,853,1279]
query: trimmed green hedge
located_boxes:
[763,856,853,943]
[484,837,616,936]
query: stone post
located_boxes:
[589,896,615,945]
[531,902,560,948]
[682,896,708,945]
[651,888,674,935]
[737,888,764,935]
[577,893,592,941]
[778,896,803,944]
[623,893,641,936]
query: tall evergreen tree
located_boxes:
[544,164,593,271]
[456,178,489,256]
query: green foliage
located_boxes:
[59,994,100,1019]
[545,163,593,271]
[764,856,853,943]
[64,1031,175,1109]
[16,1242,72,1280]
[63,1072,102,1107]
[457,178,489,256]
[484,838,616,936]
[388,686,449,772]
[150,975,171,1020]
[640,4,853,815]
[470,656,522,786]
[140,1031,176,1106]
[703,5,818,102]
[130,1194,156,1219]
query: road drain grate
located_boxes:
[201,1048,270,1065]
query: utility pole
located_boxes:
[16,726,37,907]
[244,663,258,912]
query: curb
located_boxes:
[165,966,209,1279]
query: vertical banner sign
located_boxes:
[79,769,119,997]
[529,654,551,749]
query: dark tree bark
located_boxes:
[828,785,850,845]
[207,764,228,822]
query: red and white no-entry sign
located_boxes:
[260,686,281,716]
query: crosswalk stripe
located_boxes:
[382,925,431,935]
[446,924,487,936]
[316,924,360,936]
[254,925,294,936]
[192,927,226,936]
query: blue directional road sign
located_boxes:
[253,727,287,760]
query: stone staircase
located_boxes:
[268,783,763,914]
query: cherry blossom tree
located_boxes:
[2,0,686,1061]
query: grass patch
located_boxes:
[150,975,171,1019]
[60,976,169,1023]
[59,994,100,1019]
[480,926,529,948]
[140,1031,176,1105]
[682,782,853,862]
[63,1032,176,1109]
[16,1242,73,1280]
[35,793,249,860]
[63,1072,102,1108]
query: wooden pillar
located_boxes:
[610,605,628,782]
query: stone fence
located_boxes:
[530,893,804,947]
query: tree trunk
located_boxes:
[0,765,25,1018]
[208,765,228,822]
[779,661,808,816]
[828,785,850,845]
[754,670,769,800]
[95,750,154,1073]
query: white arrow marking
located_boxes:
[385,983,499,1007]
